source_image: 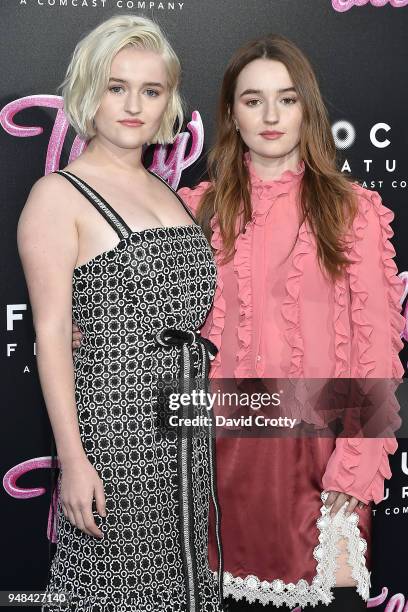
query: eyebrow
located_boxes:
[108,77,165,88]
[239,86,297,97]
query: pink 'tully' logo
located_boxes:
[332,0,408,11]
[0,95,204,190]
[2,457,59,543]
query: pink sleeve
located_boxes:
[322,187,406,505]
[177,181,211,217]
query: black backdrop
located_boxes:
[1,1,408,610]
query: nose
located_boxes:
[263,100,279,124]
[123,90,142,114]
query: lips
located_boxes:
[118,120,145,127]
[260,131,285,141]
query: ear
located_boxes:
[227,104,239,132]
[227,106,234,122]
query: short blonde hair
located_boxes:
[59,14,184,144]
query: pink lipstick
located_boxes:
[260,131,284,140]
[118,119,145,127]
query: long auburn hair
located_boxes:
[196,35,359,281]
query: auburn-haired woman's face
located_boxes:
[232,58,303,162]
[93,46,170,149]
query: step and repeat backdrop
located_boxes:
[1,1,408,610]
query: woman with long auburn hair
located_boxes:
[176,35,405,611]
[71,31,405,612]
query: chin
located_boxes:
[123,139,146,149]
[110,134,146,149]
[254,146,288,159]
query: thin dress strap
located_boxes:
[146,169,198,224]
[54,170,132,239]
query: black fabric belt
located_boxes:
[155,327,218,395]
[155,327,224,609]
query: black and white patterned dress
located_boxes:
[41,169,224,612]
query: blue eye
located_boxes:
[145,89,160,97]
[109,86,124,94]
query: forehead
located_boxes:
[235,58,293,93]
[109,46,167,83]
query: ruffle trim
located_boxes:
[202,157,306,378]
[366,437,398,505]
[227,154,306,377]
[179,179,258,380]
[347,187,405,379]
[280,187,405,382]
[177,182,226,378]
[372,191,406,378]
[244,151,305,196]
[280,219,312,377]
[213,490,370,608]
[331,188,405,504]
[232,218,255,377]
[327,436,399,506]
[332,439,364,496]
[208,214,226,377]
[333,275,349,377]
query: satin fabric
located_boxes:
[177,155,404,596]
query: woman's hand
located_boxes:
[72,323,83,350]
[325,490,367,518]
[60,456,106,539]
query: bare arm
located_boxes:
[18,175,82,461]
[18,174,105,537]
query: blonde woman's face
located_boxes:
[232,58,303,161]
[93,46,170,149]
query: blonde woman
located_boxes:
[18,15,223,612]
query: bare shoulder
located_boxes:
[24,171,75,207]
[17,172,79,257]
[18,172,78,229]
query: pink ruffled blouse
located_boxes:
[178,154,406,507]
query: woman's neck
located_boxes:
[248,147,301,181]
[81,135,145,177]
